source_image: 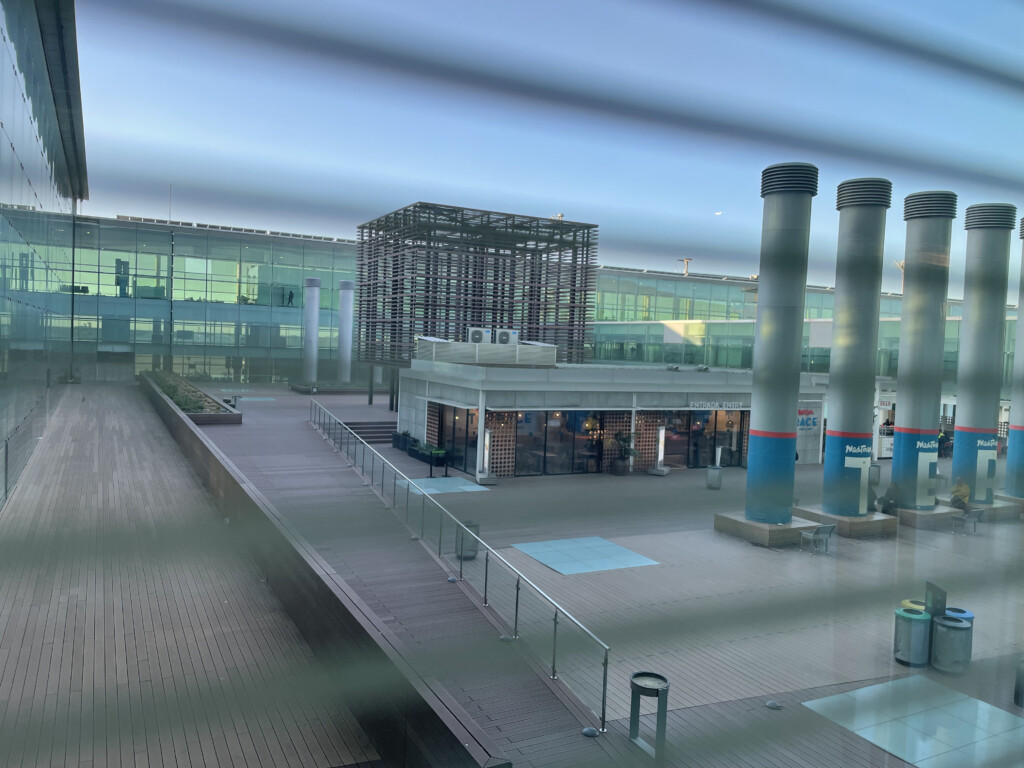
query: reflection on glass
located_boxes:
[689,410,713,468]
[663,411,691,468]
[570,411,602,473]
[451,408,467,471]
[714,411,743,467]
[466,409,478,475]
[544,411,573,475]
[515,411,544,476]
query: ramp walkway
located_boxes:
[200,391,626,768]
[0,384,377,768]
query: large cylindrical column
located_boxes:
[891,192,957,510]
[303,277,321,383]
[822,178,892,516]
[1006,220,1024,497]
[951,204,1016,504]
[745,162,818,524]
[337,279,354,383]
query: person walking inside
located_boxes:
[286,289,295,307]
[950,476,971,512]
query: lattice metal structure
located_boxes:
[357,202,597,365]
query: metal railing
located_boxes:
[309,399,611,732]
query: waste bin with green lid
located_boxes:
[894,608,932,666]
[706,466,722,490]
[456,521,480,561]
[931,615,972,673]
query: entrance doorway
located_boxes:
[663,410,748,468]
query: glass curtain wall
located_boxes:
[3,211,359,383]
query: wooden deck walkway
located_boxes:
[0,384,378,768]
[201,393,625,768]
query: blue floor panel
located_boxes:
[513,536,658,574]
[400,477,490,495]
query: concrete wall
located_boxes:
[139,373,509,768]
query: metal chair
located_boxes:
[801,524,837,554]
[951,506,982,535]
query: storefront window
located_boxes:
[544,411,573,474]
[515,411,544,475]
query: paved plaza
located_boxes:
[298,389,1024,768]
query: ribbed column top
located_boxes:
[761,162,819,197]
[836,178,892,210]
[304,277,321,288]
[964,203,1017,230]
[904,191,957,221]
[339,279,355,290]
[1020,218,1024,240]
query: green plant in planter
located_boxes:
[613,431,639,460]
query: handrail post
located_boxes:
[458,526,465,580]
[420,494,426,539]
[513,576,521,638]
[600,648,609,732]
[550,609,559,679]
[437,508,443,556]
[405,483,410,524]
[482,550,489,606]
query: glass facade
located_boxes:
[590,316,1016,392]
[2,209,360,384]
[0,0,85,495]
[593,266,914,323]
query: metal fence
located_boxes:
[309,399,611,731]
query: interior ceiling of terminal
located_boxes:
[77,0,1024,296]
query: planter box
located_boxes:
[393,433,414,451]
[409,446,447,467]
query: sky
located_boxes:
[75,0,1024,295]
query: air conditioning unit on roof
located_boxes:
[467,327,492,344]
[494,329,519,345]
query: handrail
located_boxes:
[310,398,611,731]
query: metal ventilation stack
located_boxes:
[891,192,957,510]
[1005,219,1024,497]
[303,277,321,383]
[951,204,1017,503]
[822,178,892,516]
[745,162,818,524]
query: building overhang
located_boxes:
[35,0,88,200]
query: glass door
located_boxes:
[688,410,713,467]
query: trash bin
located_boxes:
[945,607,974,624]
[901,599,926,611]
[931,615,972,673]
[894,608,932,666]
[456,521,480,561]
[706,466,722,490]
[869,463,881,487]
